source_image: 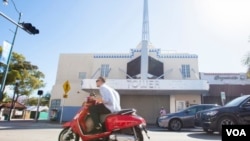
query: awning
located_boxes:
[1,101,26,110]
[26,106,49,112]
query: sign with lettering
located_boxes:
[222,125,250,141]
[127,79,160,89]
[214,75,238,80]
[81,79,209,91]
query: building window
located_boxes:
[101,64,110,77]
[79,72,86,79]
[50,99,61,110]
[181,64,190,79]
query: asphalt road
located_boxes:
[0,120,221,141]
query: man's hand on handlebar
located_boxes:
[87,96,103,104]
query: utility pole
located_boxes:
[7,81,19,121]
[35,90,43,122]
[0,0,39,102]
[0,12,21,102]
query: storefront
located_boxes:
[200,73,250,105]
[81,79,208,123]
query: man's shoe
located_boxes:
[95,123,102,130]
[88,129,101,134]
[88,127,102,134]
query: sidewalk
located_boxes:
[0,119,63,129]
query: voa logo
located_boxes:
[226,129,246,136]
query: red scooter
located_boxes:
[58,95,150,141]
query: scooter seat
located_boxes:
[116,108,136,115]
[100,109,136,123]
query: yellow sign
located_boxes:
[63,80,71,94]
[63,94,68,98]
[247,71,250,79]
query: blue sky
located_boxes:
[1,0,250,95]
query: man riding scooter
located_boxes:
[89,76,121,133]
[59,76,149,141]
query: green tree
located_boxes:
[27,97,38,106]
[242,51,250,67]
[40,92,51,106]
[2,92,11,102]
[26,93,50,106]
[0,47,45,100]
[241,51,250,78]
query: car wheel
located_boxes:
[203,128,214,134]
[169,119,182,131]
[218,116,237,134]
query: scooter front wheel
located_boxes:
[58,127,79,141]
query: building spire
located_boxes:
[140,0,149,79]
[142,0,150,41]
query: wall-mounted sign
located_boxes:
[127,79,160,89]
[214,75,238,80]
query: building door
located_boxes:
[120,95,170,124]
[176,101,186,112]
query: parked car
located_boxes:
[194,95,250,134]
[157,104,220,131]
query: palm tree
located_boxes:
[242,51,250,78]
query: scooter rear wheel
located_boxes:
[58,127,79,141]
[135,127,144,141]
[133,126,144,141]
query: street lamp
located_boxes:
[0,0,39,101]
[0,0,22,102]
[3,0,8,5]
[3,0,20,15]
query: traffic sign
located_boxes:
[247,70,250,78]
[63,80,71,94]
[63,94,68,98]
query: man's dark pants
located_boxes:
[89,104,111,128]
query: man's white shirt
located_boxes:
[99,84,121,113]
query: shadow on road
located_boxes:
[187,132,221,140]
[147,126,204,133]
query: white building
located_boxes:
[50,0,209,124]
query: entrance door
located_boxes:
[176,101,186,112]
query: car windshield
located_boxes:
[180,105,208,113]
[178,105,196,113]
[224,95,248,107]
